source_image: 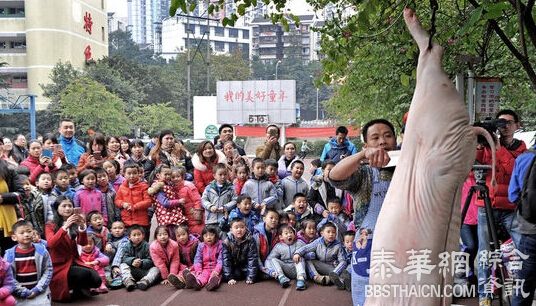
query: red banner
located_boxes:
[234,126,360,138]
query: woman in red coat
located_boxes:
[192,141,227,194]
[45,196,101,301]
[20,140,56,184]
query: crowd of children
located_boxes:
[0,131,357,305]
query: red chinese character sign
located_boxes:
[475,77,502,121]
[217,80,296,124]
[83,12,93,34]
[84,45,92,61]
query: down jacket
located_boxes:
[149,239,180,279]
[222,231,258,282]
[475,142,526,210]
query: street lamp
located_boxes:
[275,60,282,80]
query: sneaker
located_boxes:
[313,275,324,285]
[97,284,109,294]
[136,279,150,291]
[329,272,345,290]
[183,270,200,290]
[278,275,291,288]
[168,273,186,289]
[110,277,124,289]
[296,279,307,291]
[125,279,136,292]
[89,288,100,296]
[205,275,220,291]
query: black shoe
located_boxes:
[205,275,220,291]
[184,271,200,290]
[329,272,345,290]
[136,279,150,291]
[125,279,136,292]
[168,274,186,289]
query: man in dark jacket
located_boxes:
[11,134,28,164]
[222,218,258,284]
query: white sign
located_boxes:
[193,96,218,140]
[217,80,296,124]
[475,78,502,121]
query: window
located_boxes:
[101,0,105,9]
[200,25,209,35]
[243,30,249,39]
[215,41,225,52]
[229,28,238,38]
[184,24,195,34]
[228,42,238,53]
[302,47,309,55]
[102,27,105,41]
[10,41,26,49]
[214,27,224,36]
[0,42,6,49]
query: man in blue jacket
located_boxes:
[509,143,536,306]
[58,119,86,166]
[320,126,358,164]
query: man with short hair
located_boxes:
[214,124,246,156]
[328,118,397,306]
[57,119,86,166]
[11,134,28,164]
[256,125,281,160]
[320,126,358,164]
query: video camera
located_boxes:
[473,117,508,146]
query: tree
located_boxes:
[86,59,146,111]
[59,78,131,135]
[170,0,536,128]
[108,30,163,65]
[130,103,192,137]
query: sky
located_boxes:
[107,0,315,18]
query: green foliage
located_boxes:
[170,0,536,128]
[59,78,131,135]
[130,103,192,137]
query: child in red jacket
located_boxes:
[172,167,204,236]
[115,162,152,237]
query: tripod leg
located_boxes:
[461,186,476,227]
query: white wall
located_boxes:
[193,96,218,140]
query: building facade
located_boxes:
[127,0,170,48]
[161,15,251,60]
[0,0,109,109]
[250,15,315,63]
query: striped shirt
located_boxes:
[15,246,38,289]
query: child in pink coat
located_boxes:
[79,234,110,294]
[0,257,16,306]
[181,226,223,291]
[150,226,181,285]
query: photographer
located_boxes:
[256,125,281,160]
[475,109,527,305]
